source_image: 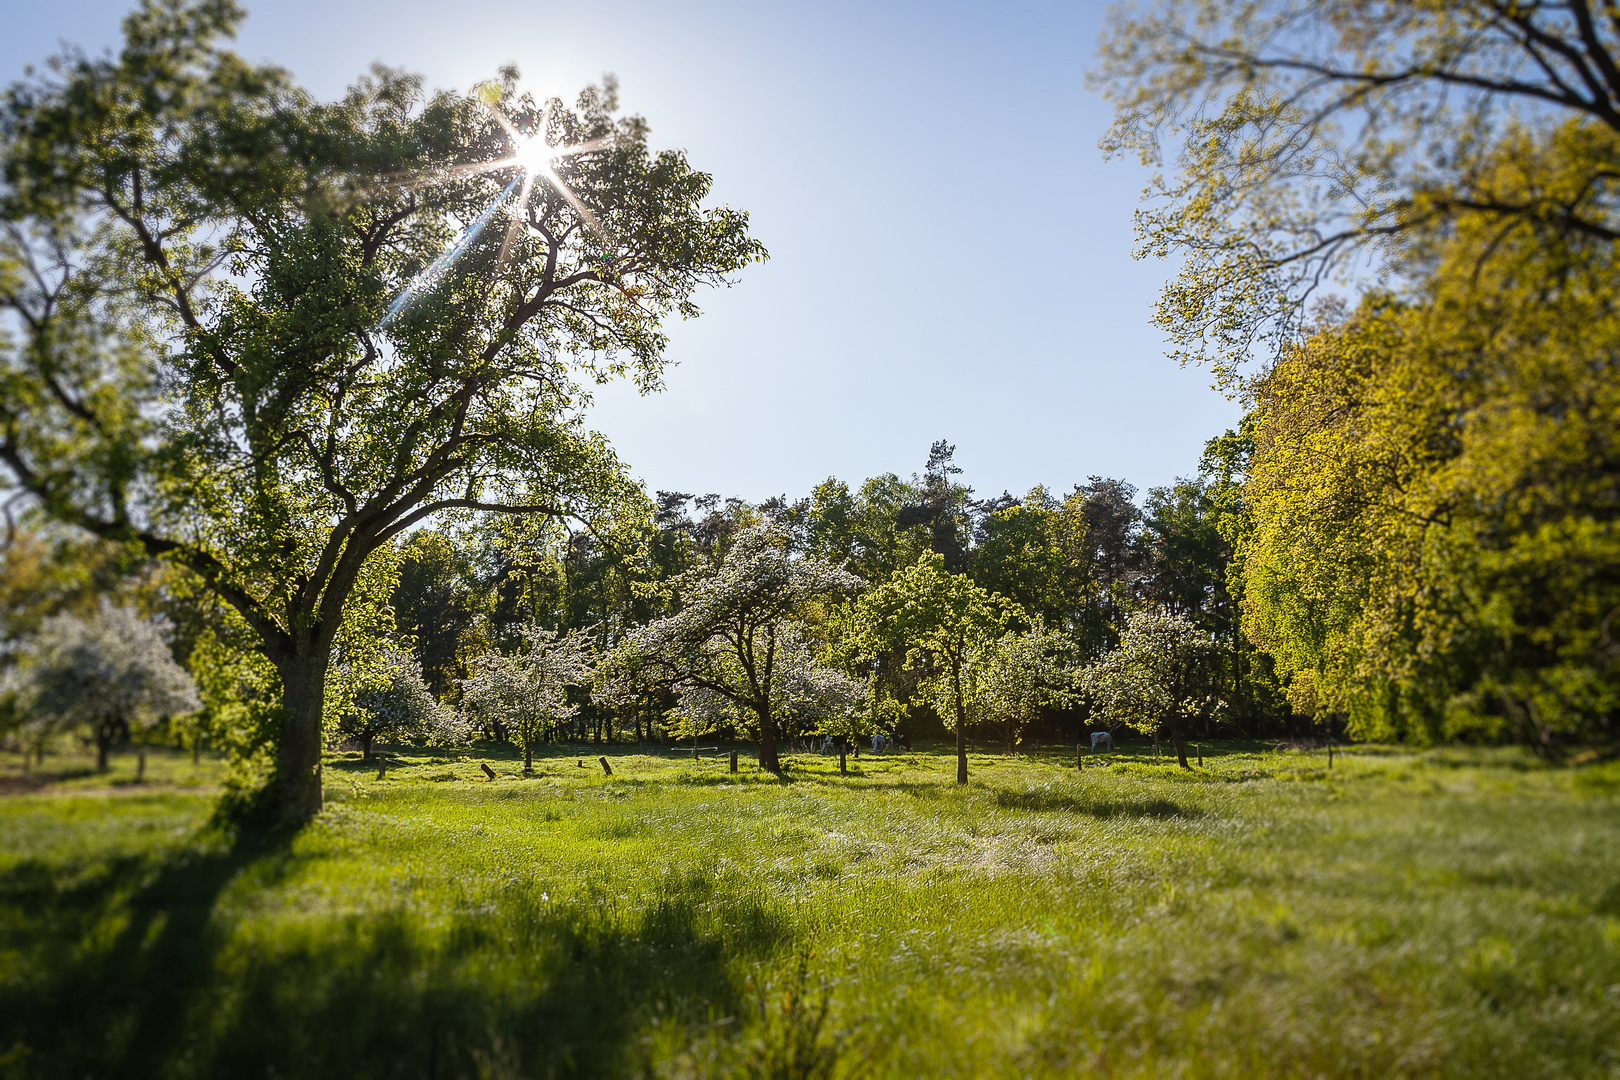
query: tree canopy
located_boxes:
[1096,0,1620,386]
[0,0,763,819]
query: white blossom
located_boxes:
[336,640,464,756]
[598,525,862,768]
[459,623,593,769]
[19,600,200,765]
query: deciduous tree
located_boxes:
[854,552,1015,784]
[1082,609,1220,770]
[336,639,462,759]
[459,623,592,771]
[19,599,200,769]
[0,1,763,820]
[1236,145,1620,749]
[961,618,1077,751]
[597,526,862,772]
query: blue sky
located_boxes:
[3,0,1240,503]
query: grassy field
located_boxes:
[1,739,1618,1079]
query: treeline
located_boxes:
[379,441,1289,748]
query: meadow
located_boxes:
[1,739,1617,1079]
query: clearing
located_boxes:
[1,741,1617,1078]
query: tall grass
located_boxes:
[2,741,1617,1077]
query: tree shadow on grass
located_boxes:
[1,829,783,1079]
[987,786,1203,819]
[0,765,99,796]
[0,822,297,1078]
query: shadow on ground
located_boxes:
[0,824,771,1079]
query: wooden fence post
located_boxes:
[480,762,497,781]
[599,757,613,776]
[729,750,738,773]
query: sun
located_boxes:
[512,133,557,180]
[380,98,617,326]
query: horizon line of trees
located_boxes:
[0,436,1312,783]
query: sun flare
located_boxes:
[381,101,616,327]
[512,134,557,179]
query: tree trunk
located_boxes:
[523,740,533,772]
[273,655,328,823]
[1169,712,1191,770]
[756,706,782,773]
[361,734,374,760]
[192,739,201,765]
[96,729,111,772]
[953,659,968,785]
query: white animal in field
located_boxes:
[1090,731,1113,751]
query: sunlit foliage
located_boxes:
[1235,126,1620,749]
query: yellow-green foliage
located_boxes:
[2,740,1617,1077]
[1238,123,1620,746]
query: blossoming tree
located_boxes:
[598,526,862,772]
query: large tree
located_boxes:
[0,1,763,819]
[1235,150,1620,749]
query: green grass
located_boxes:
[2,740,1618,1078]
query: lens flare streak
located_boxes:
[379,103,618,329]
[382,176,522,327]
